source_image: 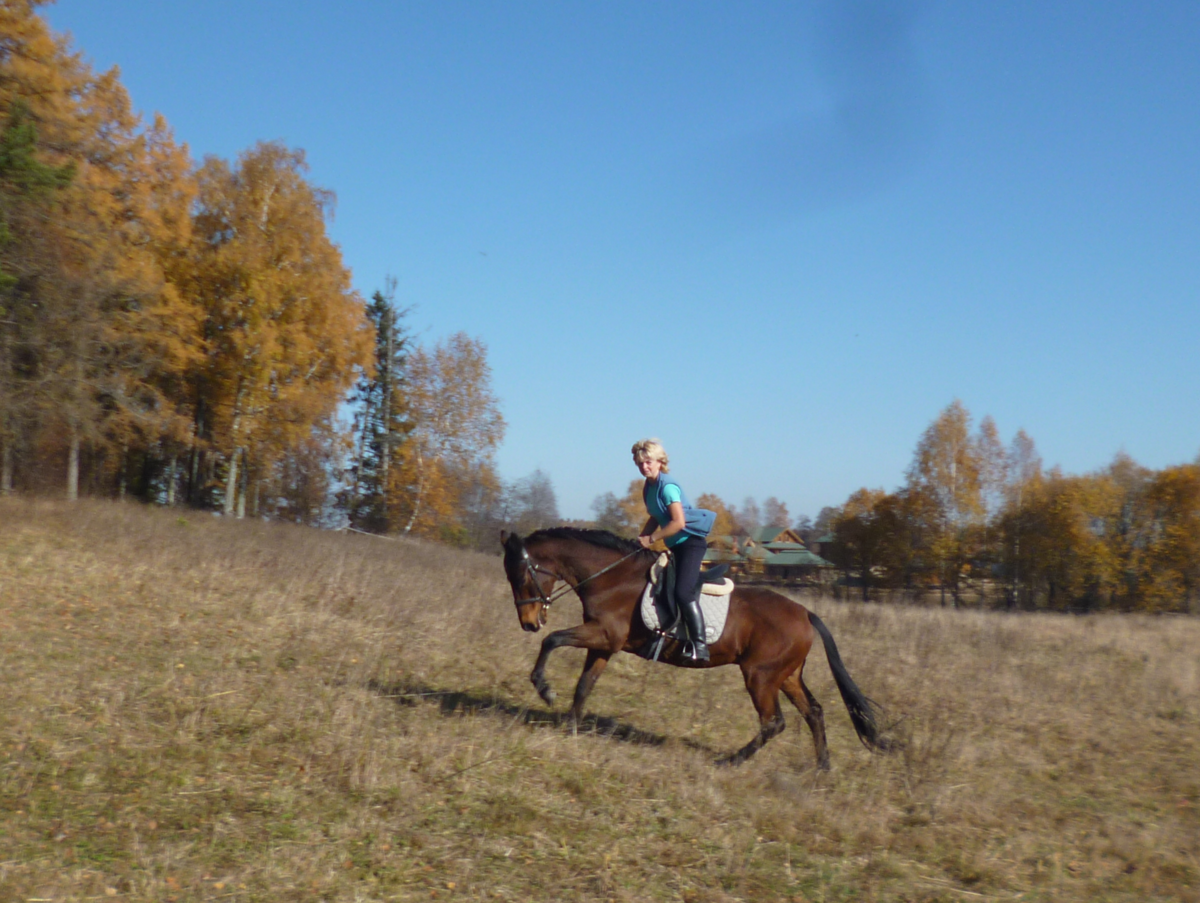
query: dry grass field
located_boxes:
[0,498,1197,903]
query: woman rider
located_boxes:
[632,439,716,662]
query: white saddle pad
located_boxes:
[639,553,733,644]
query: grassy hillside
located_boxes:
[0,498,1197,902]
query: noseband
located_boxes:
[512,548,562,611]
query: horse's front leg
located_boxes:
[570,649,612,722]
[529,621,614,709]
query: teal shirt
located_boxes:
[644,475,715,548]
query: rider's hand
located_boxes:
[637,535,654,549]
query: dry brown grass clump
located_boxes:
[1,497,1197,902]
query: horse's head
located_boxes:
[500,530,554,632]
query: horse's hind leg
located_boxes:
[782,669,829,771]
[719,665,787,766]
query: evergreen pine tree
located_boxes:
[0,99,74,493]
[347,279,411,532]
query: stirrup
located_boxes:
[683,640,710,663]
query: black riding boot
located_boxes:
[680,596,710,662]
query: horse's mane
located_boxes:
[525,526,643,555]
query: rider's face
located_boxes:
[635,455,661,479]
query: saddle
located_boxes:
[657,558,731,617]
[637,553,734,662]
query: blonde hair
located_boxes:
[631,438,670,473]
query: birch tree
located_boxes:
[397,332,505,537]
[996,429,1041,607]
[906,399,984,605]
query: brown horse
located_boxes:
[500,527,890,767]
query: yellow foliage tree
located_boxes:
[695,492,736,540]
[0,4,199,498]
[396,333,505,539]
[1137,464,1200,612]
[905,399,988,606]
[186,142,372,515]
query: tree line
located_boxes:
[8,5,1195,598]
[0,2,515,547]
[584,404,1198,614]
[822,401,1200,614]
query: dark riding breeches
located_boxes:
[672,534,707,614]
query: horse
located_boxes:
[500,527,891,768]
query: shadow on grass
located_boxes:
[368,679,725,755]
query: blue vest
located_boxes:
[643,474,716,547]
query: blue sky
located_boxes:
[45,1,1200,521]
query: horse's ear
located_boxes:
[499,530,509,546]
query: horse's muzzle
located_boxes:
[521,620,541,633]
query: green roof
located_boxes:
[764,550,832,568]
[703,548,742,563]
[763,541,806,551]
[745,527,786,543]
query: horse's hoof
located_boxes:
[537,686,556,707]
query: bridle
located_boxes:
[512,546,645,616]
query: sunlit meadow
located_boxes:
[1,498,1196,902]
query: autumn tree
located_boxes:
[731,497,761,534]
[590,492,626,533]
[1099,452,1154,605]
[59,105,199,502]
[456,461,506,551]
[905,400,988,606]
[0,6,199,500]
[1017,470,1121,611]
[125,114,202,504]
[813,506,839,538]
[591,479,644,537]
[507,468,560,535]
[695,492,736,538]
[816,399,1199,612]
[186,141,371,516]
[1136,463,1200,612]
[396,332,505,538]
[268,419,344,526]
[830,488,913,601]
[762,496,791,529]
[992,452,1200,613]
[997,429,1042,608]
[591,480,645,537]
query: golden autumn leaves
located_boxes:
[0,4,504,534]
[827,400,1200,613]
[188,143,373,516]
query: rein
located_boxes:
[513,546,645,612]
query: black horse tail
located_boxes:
[809,612,892,752]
